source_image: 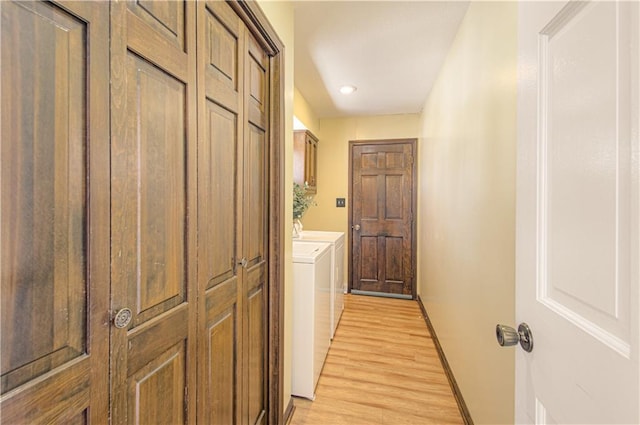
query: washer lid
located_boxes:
[292,241,330,263]
[296,230,345,245]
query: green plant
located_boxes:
[293,182,314,219]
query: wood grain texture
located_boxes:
[196,4,243,422]
[197,2,271,423]
[208,3,287,422]
[293,130,318,193]
[290,295,463,425]
[2,1,285,423]
[1,1,110,422]
[243,30,268,425]
[1,0,88,390]
[109,1,197,423]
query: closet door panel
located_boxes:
[2,1,89,389]
[206,1,240,93]
[127,0,185,50]
[204,281,238,425]
[112,51,190,424]
[110,2,197,423]
[246,125,266,265]
[197,3,273,424]
[200,98,242,424]
[197,1,245,423]
[246,265,266,425]
[243,130,267,424]
[0,1,109,423]
[127,341,186,425]
[247,36,267,129]
[203,101,239,289]
[124,54,187,324]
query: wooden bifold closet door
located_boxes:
[110,0,273,423]
[196,1,270,424]
[2,0,282,424]
[109,1,198,423]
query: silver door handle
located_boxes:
[352,224,360,231]
[496,323,534,352]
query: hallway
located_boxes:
[289,295,463,425]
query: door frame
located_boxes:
[229,2,285,423]
[347,138,418,299]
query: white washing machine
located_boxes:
[291,241,332,400]
[295,231,345,339]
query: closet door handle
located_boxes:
[237,257,248,268]
[352,224,360,231]
[113,308,132,329]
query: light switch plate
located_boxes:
[336,198,346,207]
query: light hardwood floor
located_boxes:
[289,294,464,425]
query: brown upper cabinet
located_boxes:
[294,129,319,193]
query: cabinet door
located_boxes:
[306,136,318,191]
[1,1,110,423]
[109,1,198,423]
[293,130,318,193]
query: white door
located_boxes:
[516,1,639,424]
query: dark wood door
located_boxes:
[2,2,281,423]
[1,1,110,423]
[196,2,269,424]
[196,2,243,423]
[109,1,197,423]
[242,31,269,424]
[350,140,416,298]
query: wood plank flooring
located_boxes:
[289,294,463,425]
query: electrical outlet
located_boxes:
[336,198,346,207]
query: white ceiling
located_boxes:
[293,1,470,118]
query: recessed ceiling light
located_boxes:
[339,85,357,95]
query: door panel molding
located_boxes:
[535,0,632,357]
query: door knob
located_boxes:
[237,257,248,268]
[496,323,534,352]
[113,308,132,329]
[352,224,360,231]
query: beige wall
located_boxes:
[303,114,420,286]
[293,87,320,136]
[256,0,294,416]
[417,2,517,424]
